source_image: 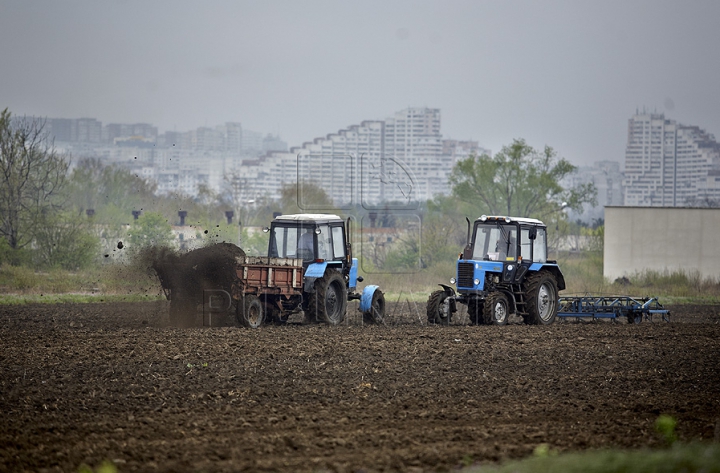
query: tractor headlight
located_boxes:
[504,217,512,223]
[450,277,456,284]
[479,215,487,221]
[474,278,480,286]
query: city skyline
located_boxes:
[2,1,719,167]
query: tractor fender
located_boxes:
[359,285,381,312]
[437,284,456,296]
[437,284,458,314]
[528,263,566,291]
[302,262,327,293]
[305,262,328,278]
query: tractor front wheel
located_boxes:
[363,290,386,324]
[427,290,451,325]
[482,292,509,325]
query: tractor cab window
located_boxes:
[270,225,305,259]
[533,228,547,263]
[520,228,533,261]
[296,227,315,261]
[472,224,517,261]
[331,226,345,259]
[316,224,333,261]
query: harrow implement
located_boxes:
[557,295,670,323]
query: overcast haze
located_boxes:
[2,0,719,165]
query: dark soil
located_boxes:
[1,301,719,472]
[146,243,246,298]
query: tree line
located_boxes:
[0,107,597,271]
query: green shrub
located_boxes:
[32,212,101,270]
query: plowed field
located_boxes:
[1,301,719,472]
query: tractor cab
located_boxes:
[465,215,548,264]
[267,213,351,273]
[456,215,561,293]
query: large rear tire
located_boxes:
[308,271,347,325]
[363,290,386,324]
[523,272,558,325]
[237,295,265,328]
[482,292,509,325]
[427,290,451,325]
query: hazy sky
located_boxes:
[2,0,719,166]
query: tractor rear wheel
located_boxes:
[308,271,347,325]
[482,292,509,325]
[363,290,386,324]
[467,300,484,325]
[523,272,558,325]
[427,290,451,325]
[237,295,265,328]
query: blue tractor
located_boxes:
[427,215,566,325]
[233,213,385,327]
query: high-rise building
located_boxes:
[624,112,720,206]
[234,108,482,205]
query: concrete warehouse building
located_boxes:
[604,206,720,281]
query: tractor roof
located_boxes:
[273,213,344,224]
[476,215,546,226]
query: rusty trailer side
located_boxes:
[234,256,304,297]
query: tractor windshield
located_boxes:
[269,224,315,260]
[472,223,517,261]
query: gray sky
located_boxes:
[2,0,719,166]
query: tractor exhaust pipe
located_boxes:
[462,217,473,260]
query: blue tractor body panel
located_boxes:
[455,260,565,294]
[455,260,504,292]
[348,258,359,289]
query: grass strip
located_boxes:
[0,293,165,305]
[465,442,720,473]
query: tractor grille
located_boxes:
[457,262,475,287]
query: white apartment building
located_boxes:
[624,112,720,206]
[52,109,480,205]
[231,107,481,207]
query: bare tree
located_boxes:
[0,108,69,250]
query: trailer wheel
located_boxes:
[363,290,386,324]
[524,272,558,325]
[482,292,509,325]
[427,290,451,325]
[308,270,347,325]
[237,295,265,328]
[467,300,484,325]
